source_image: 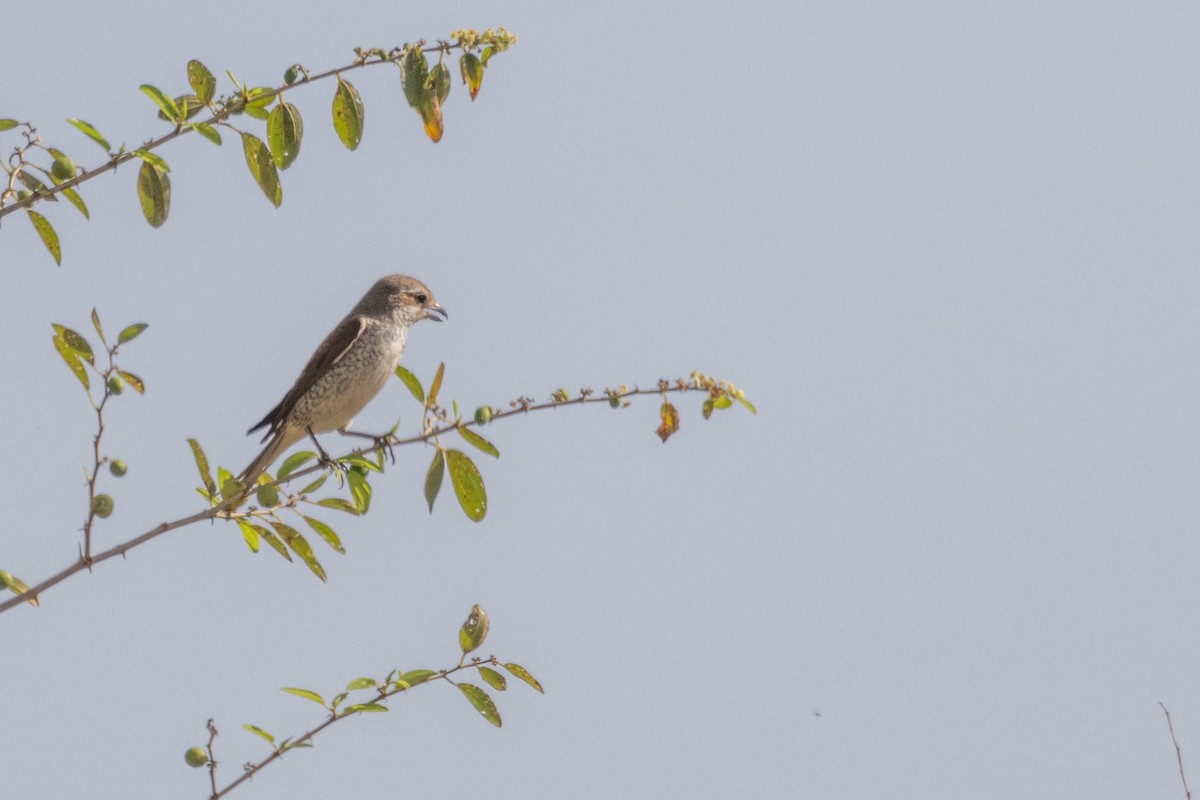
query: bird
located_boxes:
[236,274,446,488]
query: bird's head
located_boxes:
[364,274,447,324]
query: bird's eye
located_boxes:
[415,293,427,304]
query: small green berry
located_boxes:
[50,157,76,181]
[107,376,124,395]
[92,494,114,518]
[184,746,208,768]
[255,483,279,507]
[284,66,299,85]
[474,406,492,425]
[109,460,127,477]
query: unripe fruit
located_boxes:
[92,494,114,518]
[255,484,279,507]
[107,376,124,395]
[16,189,32,202]
[474,406,492,425]
[0,570,12,590]
[50,157,76,181]
[284,66,300,84]
[109,460,127,477]
[184,746,208,768]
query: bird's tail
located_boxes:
[236,429,291,490]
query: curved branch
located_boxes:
[0,39,477,220]
[0,380,740,614]
[210,658,493,799]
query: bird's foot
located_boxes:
[308,427,348,473]
[372,434,396,466]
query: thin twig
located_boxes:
[1161,702,1192,800]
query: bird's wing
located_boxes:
[247,315,368,440]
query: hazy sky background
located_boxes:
[2,2,1198,798]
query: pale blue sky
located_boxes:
[2,2,1198,798]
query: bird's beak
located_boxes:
[425,303,447,322]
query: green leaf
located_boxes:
[186,438,217,495]
[457,683,502,728]
[503,663,544,693]
[303,515,344,553]
[401,47,429,109]
[117,369,144,394]
[26,210,61,265]
[50,331,87,389]
[90,308,105,343]
[428,362,445,406]
[446,449,486,522]
[218,471,241,501]
[737,396,757,414]
[2,572,38,606]
[243,724,275,744]
[190,122,222,145]
[61,186,89,219]
[396,669,435,688]
[16,169,56,200]
[701,398,714,420]
[346,470,372,514]
[272,521,326,581]
[53,325,93,363]
[238,519,261,552]
[394,365,425,403]
[140,84,181,122]
[136,160,170,228]
[117,323,149,344]
[241,132,281,207]
[0,119,18,131]
[158,95,205,122]
[187,59,216,104]
[298,473,327,494]
[480,46,495,68]
[66,118,111,151]
[255,524,291,561]
[712,395,733,411]
[459,604,489,655]
[243,87,276,120]
[277,450,315,479]
[281,687,326,706]
[345,677,378,691]
[424,449,444,513]
[266,102,303,169]
[316,497,360,515]
[429,62,451,106]
[331,76,364,151]
[460,52,483,101]
[131,148,170,172]
[478,666,507,692]
[339,453,382,473]
[457,426,499,459]
[345,703,388,713]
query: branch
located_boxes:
[192,605,537,798]
[0,378,751,614]
[1161,702,1192,800]
[0,28,516,224]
